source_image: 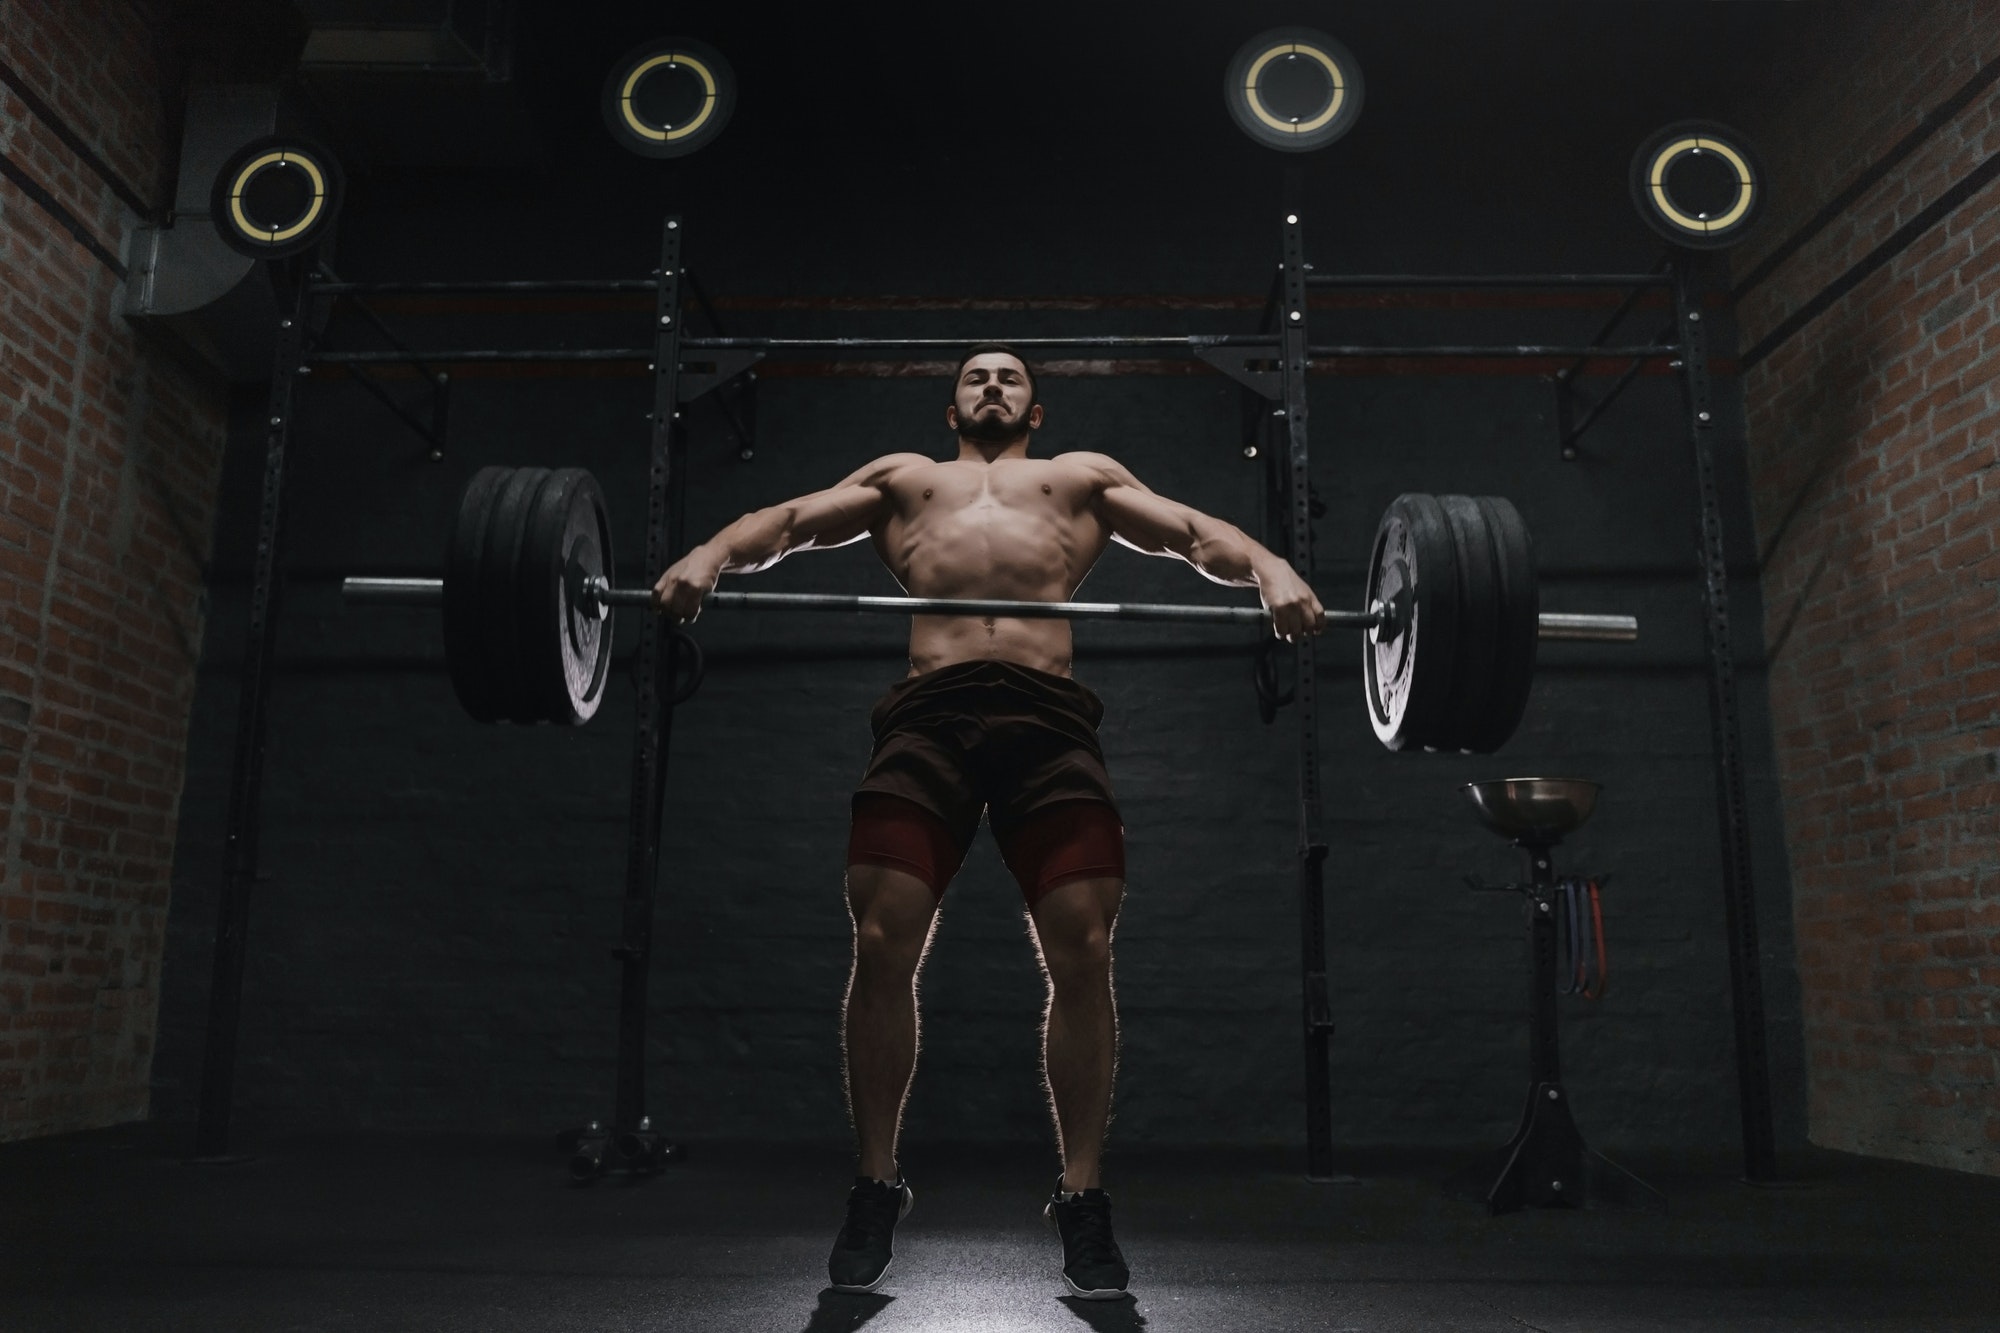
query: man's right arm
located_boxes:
[652,453,928,619]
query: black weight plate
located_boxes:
[1362,506,1415,746]
[566,471,617,722]
[1467,496,1539,752]
[444,467,512,722]
[479,467,552,725]
[1364,493,1459,751]
[517,469,573,726]
[521,469,617,727]
[1438,496,1500,752]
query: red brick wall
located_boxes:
[0,1,230,1139]
[1734,0,2000,1175]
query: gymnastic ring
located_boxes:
[662,626,705,705]
[1253,637,1295,724]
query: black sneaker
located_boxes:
[827,1176,913,1293]
[1044,1176,1130,1300]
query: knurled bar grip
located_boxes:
[339,577,1639,641]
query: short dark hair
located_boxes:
[954,342,1037,404]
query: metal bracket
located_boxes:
[307,271,452,457]
[1196,340,1283,399]
[676,348,764,402]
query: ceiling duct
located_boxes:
[292,1,538,174]
[123,87,335,383]
[297,0,513,81]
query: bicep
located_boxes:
[783,453,926,552]
[1099,483,1199,559]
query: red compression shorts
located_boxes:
[847,792,1125,905]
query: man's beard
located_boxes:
[958,398,1033,444]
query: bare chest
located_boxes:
[872,459,1110,595]
[894,458,1089,518]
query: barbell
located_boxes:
[341,466,1639,751]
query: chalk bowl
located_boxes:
[1463,777,1601,841]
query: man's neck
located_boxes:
[955,436,1031,465]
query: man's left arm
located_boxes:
[1077,452,1328,642]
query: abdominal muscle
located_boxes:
[905,614,1075,679]
[874,458,1109,681]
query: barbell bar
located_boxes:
[342,466,1638,749]
[341,576,1638,643]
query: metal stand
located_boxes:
[1277,206,1344,1184]
[1451,835,1663,1215]
[192,258,313,1164]
[187,210,1777,1192]
[1672,257,1779,1184]
[573,217,692,1182]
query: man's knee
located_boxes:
[847,862,937,976]
[1033,875,1122,989]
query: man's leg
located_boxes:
[843,861,940,1181]
[1027,874,1125,1191]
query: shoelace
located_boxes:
[840,1184,900,1248]
[1061,1196,1118,1265]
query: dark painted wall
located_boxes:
[154,1,1815,1153]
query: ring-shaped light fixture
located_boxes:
[602,37,736,159]
[1628,120,1764,250]
[619,52,718,142]
[1225,27,1364,153]
[209,136,344,258]
[1243,44,1346,135]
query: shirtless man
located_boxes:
[652,344,1327,1300]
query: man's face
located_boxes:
[948,353,1043,442]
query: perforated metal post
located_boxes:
[612,218,686,1138]
[1280,211,1337,1181]
[1673,258,1778,1182]
[194,260,314,1160]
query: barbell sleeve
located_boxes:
[340,577,1639,641]
[342,577,451,604]
[1535,612,1640,642]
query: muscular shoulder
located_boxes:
[848,452,936,487]
[1053,451,1143,492]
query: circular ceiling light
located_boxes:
[210,137,343,258]
[601,37,737,159]
[1628,120,1764,250]
[1225,27,1365,153]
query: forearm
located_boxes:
[1186,520,1292,588]
[694,506,794,574]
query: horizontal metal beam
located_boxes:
[310,279,660,296]
[678,334,1276,352]
[307,348,650,365]
[1307,344,1680,359]
[340,578,1639,641]
[307,275,1675,299]
[1304,273,1675,289]
[302,340,1683,368]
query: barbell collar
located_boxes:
[342,577,1638,641]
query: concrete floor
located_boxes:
[2,1126,1996,1332]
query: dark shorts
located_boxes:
[847,660,1125,903]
